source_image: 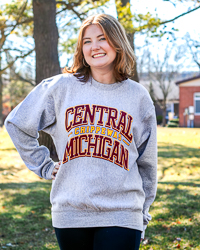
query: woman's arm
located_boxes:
[136,107,157,239]
[4,79,57,180]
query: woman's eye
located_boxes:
[100,37,106,41]
[84,40,90,44]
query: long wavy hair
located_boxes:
[63,14,136,82]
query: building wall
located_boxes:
[179,86,200,127]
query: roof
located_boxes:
[140,80,179,101]
[175,75,200,85]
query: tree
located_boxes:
[184,33,200,70]
[4,70,34,110]
[151,62,177,126]
[0,0,34,126]
[115,0,139,82]
[3,51,35,109]
[138,46,180,126]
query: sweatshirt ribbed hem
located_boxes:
[52,210,143,232]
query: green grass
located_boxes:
[141,128,200,250]
[0,127,57,249]
[0,127,200,249]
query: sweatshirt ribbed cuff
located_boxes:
[45,162,57,180]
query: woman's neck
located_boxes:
[91,69,116,84]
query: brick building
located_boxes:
[176,75,200,127]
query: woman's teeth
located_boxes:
[93,53,106,58]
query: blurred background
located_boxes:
[0,1,200,249]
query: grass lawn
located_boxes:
[0,126,200,249]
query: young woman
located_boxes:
[5,14,157,250]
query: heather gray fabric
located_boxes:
[5,73,157,239]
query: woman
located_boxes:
[5,14,157,250]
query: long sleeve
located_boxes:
[136,107,157,239]
[4,79,57,180]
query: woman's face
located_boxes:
[82,24,116,73]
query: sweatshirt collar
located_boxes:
[89,77,127,90]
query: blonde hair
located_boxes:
[63,14,136,82]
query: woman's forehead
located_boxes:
[83,24,104,37]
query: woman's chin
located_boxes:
[90,63,113,71]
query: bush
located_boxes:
[156,115,163,125]
[167,123,178,127]
[170,118,179,124]
[167,118,179,127]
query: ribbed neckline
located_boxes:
[89,77,127,90]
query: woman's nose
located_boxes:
[91,42,100,50]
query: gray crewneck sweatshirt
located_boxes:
[5,73,157,238]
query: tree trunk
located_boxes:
[33,0,60,160]
[127,32,139,82]
[115,0,139,82]
[33,0,60,83]
[162,100,167,127]
[0,51,3,127]
[0,75,3,127]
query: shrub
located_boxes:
[167,118,179,127]
[156,115,163,125]
[170,118,179,124]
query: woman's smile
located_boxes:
[92,53,106,58]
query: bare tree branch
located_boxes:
[56,1,86,21]
[3,48,32,53]
[14,71,35,86]
[0,27,6,49]
[163,0,176,7]
[2,18,34,29]
[0,48,34,76]
[185,33,200,70]
[160,5,200,25]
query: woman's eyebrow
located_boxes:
[83,34,104,40]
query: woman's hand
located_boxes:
[51,161,61,180]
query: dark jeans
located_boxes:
[54,226,141,250]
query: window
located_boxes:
[194,93,200,115]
